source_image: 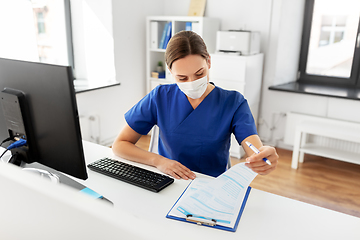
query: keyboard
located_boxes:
[87,158,174,192]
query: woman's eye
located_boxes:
[196,72,204,76]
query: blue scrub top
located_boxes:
[125,84,257,177]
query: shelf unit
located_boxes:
[291,119,360,169]
[300,143,360,165]
[146,16,220,93]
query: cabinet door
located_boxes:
[211,78,245,94]
[210,55,247,159]
[210,55,246,81]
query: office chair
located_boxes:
[148,125,232,169]
[148,125,160,154]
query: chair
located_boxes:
[148,125,231,169]
[148,125,160,154]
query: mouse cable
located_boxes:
[0,137,13,147]
[0,134,22,147]
[0,139,27,160]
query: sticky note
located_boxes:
[80,187,103,199]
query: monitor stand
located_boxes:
[23,162,113,205]
[22,167,60,183]
[2,150,113,205]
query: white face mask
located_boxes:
[176,75,208,99]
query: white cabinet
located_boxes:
[146,16,220,93]
[210,53,264,158]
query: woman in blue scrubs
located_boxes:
[112,31,278,179]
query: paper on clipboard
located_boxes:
[167,163,257,231]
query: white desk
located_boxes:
[78,141,359,239]
[1,141,359,239]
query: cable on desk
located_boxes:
[0,138,27,162]
[0,134,22,147]
[0,149,9,160]
[0,137,13,147]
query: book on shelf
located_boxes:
[163,22,172,49]
[158,22,169,49]
[185,21,200,35]
[186,22,192,31]
[150,21,158,49]
[191,22,200,35]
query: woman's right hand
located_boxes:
[113,124,195,180]
[153,156,196,180]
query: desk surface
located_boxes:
[78,141,359,239]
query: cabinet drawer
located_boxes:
[212,78,245,94]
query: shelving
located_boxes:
[146,16,220,93]
[291,119,360,169]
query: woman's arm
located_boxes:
[112,124,196,180]
[241,134,278,175]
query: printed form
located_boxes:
[168,163,258,228]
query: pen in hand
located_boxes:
[245,141,272,165]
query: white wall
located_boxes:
[257,0,305,146]
[164,0,273,54]
[78,0,360,148]
[76,0,164,146]
[71,0,116,84]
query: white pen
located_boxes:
[245,141,272,165]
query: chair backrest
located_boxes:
[148,125,159,154]
[227,156,232,169]
[149,125,232,169]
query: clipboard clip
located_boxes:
[186,214,217,227]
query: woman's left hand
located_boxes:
[244,146,278,175]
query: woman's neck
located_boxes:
[187,83,215,109]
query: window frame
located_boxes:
[298,0,360,88]
[64,0,75,72]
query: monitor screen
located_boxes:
[0,58,87,180]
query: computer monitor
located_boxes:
[0,58,87,180]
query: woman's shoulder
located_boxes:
[147,83,179,101]
[214,85,245,103]
[151,83,178,95]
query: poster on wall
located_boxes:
[188,0,206,16]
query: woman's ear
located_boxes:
[207,55,211,69]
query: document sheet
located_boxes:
[168,163,257,229]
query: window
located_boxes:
[0,0,73,67]
[1,0,117,90]
[298,0,360,88]
[31,0,74,66]
[36,12,46,34]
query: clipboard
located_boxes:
[166,179,252,232]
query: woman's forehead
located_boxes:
[171,55,207,75]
